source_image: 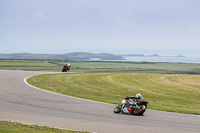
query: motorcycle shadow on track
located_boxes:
[113,109,146,116]
[114,112,146,117]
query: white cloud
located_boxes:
[17,16,28,23]
[32,11,45,22]
[15,11,45,24]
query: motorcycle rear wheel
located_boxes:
[132,105,146,115]
[62,68,67,72]
[114,105,121,113]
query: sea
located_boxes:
[90,55,200,64]
[121,55,200,64]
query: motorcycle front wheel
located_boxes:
[132,105,146,115]
[114,105,121,113]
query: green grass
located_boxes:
[1,59,200,74]
[27,73,200,115]
[1,60,200,114]
[0,60,57,67]
[0,60,61,72]
[0,121,89,133]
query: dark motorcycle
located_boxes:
[114,97,148,115]
[62,63,71,72]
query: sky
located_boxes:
[1,0,200,55]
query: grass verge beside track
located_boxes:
[0,121,89,133]
[1,59,200,74]
[27,73,200,115]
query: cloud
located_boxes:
[16,11,45,24]
[32,11,45,22]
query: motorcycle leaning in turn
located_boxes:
[114,96,148,115]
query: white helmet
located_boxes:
[136,93,142,98]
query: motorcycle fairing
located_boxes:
[138,100,148,105]
[121,107,133,115]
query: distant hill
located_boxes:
[0,52,124,60]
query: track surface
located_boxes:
[0,70,200,133]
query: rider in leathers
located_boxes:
[123,93,145,108]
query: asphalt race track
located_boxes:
[0,70,200,133]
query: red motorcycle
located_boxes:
[114,96,148,115]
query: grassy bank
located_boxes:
[0,121,89,133]
[27,73,200,115]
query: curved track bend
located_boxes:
[0,70,199,133]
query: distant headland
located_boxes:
[0,52,185,60]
